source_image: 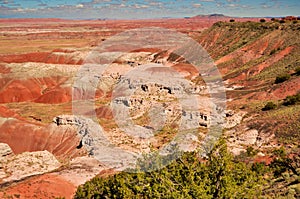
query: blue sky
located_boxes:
[0,0,299,19]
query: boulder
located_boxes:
[239,129,259,145]
[224,110,246,129]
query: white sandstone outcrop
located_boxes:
[0,149,61,182]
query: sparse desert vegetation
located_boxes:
[262,101,277,111]
[75,140,300,198]
[275,74,291,84]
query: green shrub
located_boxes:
[270,153,300,178]
[283,93,300,106]
[74,140,264,199]
[270,49,276,55]
[246,146,258,156]
[279,20,285,23]
[295,67,300,76]
[272,147,286,157]
[260,18,266,23]
[262,102,277,111]
[251,162,268,175]
[275,74,290,84]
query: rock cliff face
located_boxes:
[53,115,101,153]
[53,115,139,170]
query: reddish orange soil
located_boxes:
[0,51,82,65]
[272,77,300,99]
[253,156,273,165]
[0,105,21,119]
[35,87,71,104]
[0,78,41,103]
[247,46,294,77]
[0,173,76,199]
[252,77,300,100]
[0,118,83,158]
[171,63,199,79]
[0,76,71,103]
[216,32,289,78]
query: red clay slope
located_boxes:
[0,173,76,199]
[0,51,82,65]
[0,76,71,103]
[0,117,84,158]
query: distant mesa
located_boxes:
[208,14,226,17]
[192,14,228,19]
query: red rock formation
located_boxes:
[35,87,71,104]
[0,78,41,103]
[0,76,72,103]
[0,118,84,158]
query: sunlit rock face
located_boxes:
[0,148,61,183]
